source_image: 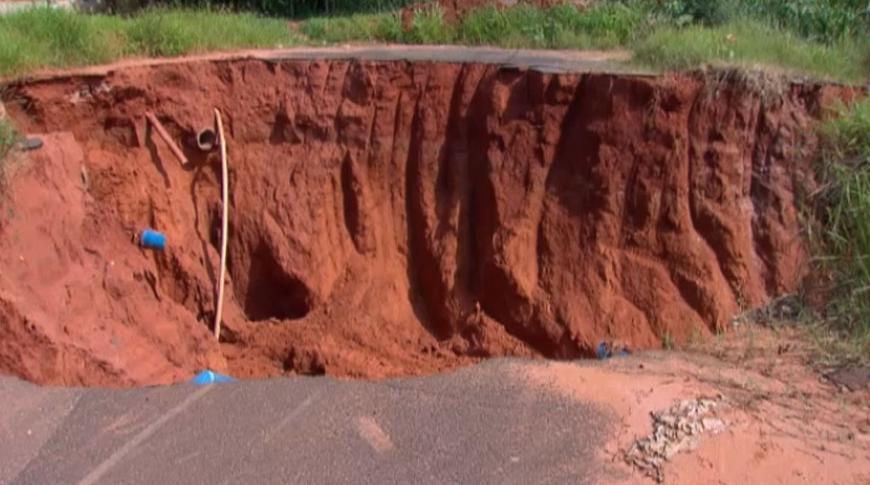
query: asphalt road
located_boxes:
[8,45,648,85]
[0,360,611,485]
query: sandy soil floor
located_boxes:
[517,324,870,484]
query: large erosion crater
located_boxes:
[0,57,857,386]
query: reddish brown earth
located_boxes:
[522,324,870,484]
[0,58,859,387]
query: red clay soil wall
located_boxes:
[0,59,856,386]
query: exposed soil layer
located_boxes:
[0,58,858,387]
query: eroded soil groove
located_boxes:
[0,58,857,386]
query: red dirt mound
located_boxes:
[0,59,857,387]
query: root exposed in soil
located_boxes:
[0,58,859,386]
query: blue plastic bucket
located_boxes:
[140,229,167,250]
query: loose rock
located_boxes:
[625,397,727,483]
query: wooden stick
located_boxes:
[213,109,229,341]
[145,112,188,167]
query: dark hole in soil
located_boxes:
[197,129,217,151]
[243,241,312,321]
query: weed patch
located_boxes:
[301,12,401,44]
[632,20,868,82]
[0,118,20,196]
[0,119,16,161]
[0,8,293,78]
[810,99,870,357]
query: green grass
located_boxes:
[190,0,412,18]
[298,3,868,82]
[0,7,294,77]
[301,12,401,44]
[301,3,646,49]
[734,0,870,45]
[125,8,294,57]
[300,9,451,45]
[0,118,19,195]
[1,4,867,83]
[0,9,124,76]
[457,3,644,49]
[632,20,869,82]
[813,100,870,356]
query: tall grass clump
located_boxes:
[458,3,644,49]
[652,0,735,26]
[0,118,20,195]
[735,0,870,45]
[301,12,401,43]
[648,0,869,43]
[0,119,17,161]
[0,7,293,77]
[550,1,646,47]
[632,20,869,82]
[403,6,455,44]
[183,0,413,18]
[813,99,870,355]
[458,5,550,48]
[0,8,124,75]
[125,8,292,57]
[303,3,647,50]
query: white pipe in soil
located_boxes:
[213,109,229,341]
